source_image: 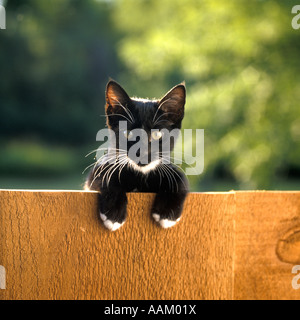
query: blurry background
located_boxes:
[0,0,299,191]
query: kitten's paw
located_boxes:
[152,213,181,229]
[100,213,125,231]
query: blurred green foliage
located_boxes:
[0,0,119,145]
[0,0,299,190]
[113,0,300,189]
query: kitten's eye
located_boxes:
[123,130,133,139]
[151,130,163,140]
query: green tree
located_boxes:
[0,0,121,145]
[0,0,123,182]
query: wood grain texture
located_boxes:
[234,191,300,300]
[0,190,234,300]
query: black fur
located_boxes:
[85,80,189,230]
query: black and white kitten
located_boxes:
[85,80,189,231]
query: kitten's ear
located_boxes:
[158,83,186,124]
[105,80,132,115]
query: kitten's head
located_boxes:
[104,80,186,173]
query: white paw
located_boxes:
[152,213,181,229]
[100,213,107,221]
[152,213,160,222]
[100,213,124,231]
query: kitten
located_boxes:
[85,80,189,231]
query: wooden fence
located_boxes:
[0,190,299,300]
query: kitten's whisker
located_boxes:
[89,153,125,186]
[94,152,120,167]
[118,160,128,183]
[86,147,127,158]
[91,160,115,188]
[152,98,171,124]
[111,98,134,123]
[83,152,115,175]
[100,154,127,184]
[159,164,174,192]
[162,163,178,193]
[103,156,127,188]
[89,162,110,186]
[94,163,111,183]
[82,161,97,174]
[164,163,188,191]
[159,151,197,170]
[89,168,102,188]
[160,154,182,166]
[105,113,133,123]
[85,148,102,158]
[123,104,135,123]
[107,157,128,188]
[117,99,135,122]
[153,112,178,126]
[162,153,198,176]
[156,166,163,187]
[152,119,169,126]
[94,149,127,165]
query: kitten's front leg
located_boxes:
[86,163,128,231]
[151,166,188,229]
[98,188,127,231]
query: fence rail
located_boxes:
[0,190,299,300]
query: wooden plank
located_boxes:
[234,191,300,300]
[0,190,234,300]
